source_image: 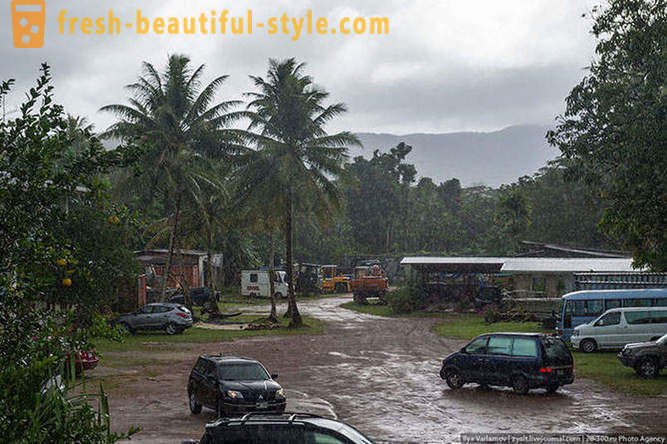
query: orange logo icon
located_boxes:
[11,0,46,48]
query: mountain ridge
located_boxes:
[353,124,559,187]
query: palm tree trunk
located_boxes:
[285,194,302,327]
[268,231,277,323]
[176,238,193,312]
[206,230,220,315]
[161,186,182,302]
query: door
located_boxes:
[201,361,218,408]
[484,336,514,385]
[623,310,653,344]
[133,305,153,328]
[591,311,622,348]
[457,336,489,383]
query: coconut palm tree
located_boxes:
[101,54,244,301]
[241,58,360,327]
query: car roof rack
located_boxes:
[237,411,326,425]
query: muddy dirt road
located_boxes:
[108,296,666,443]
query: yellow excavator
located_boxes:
[321,265,351,294]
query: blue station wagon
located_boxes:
[440,333,574,394]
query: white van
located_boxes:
[571,306,667,352]
[241,270,288,299]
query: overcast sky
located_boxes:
[2,0,598,135]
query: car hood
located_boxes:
[624,341,657,351]
[222,380,281,392]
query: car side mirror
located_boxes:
[271,373,279,379]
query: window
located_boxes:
[531,277,546,294]
[512,338,537,357]
[250,273,258,283]
[625,299,651,307]
[542,338,572,365]
[605,299,622,310]
[654,298,667,307]
[487,336,513,356]
[572,300,604,317]
[305,431,346,444]
[218,363,270,381]
[624,311,652,325]
[650,311,667,324]
[141,305,153,314]
[464,337,488,354]
[596,312,620,326]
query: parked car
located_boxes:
[188,355,286,418]
[170,287,220,306]
[67,349,99,374]
[182,412,374,444]
[618,333,667,378]
[116,303,193,335]
[440,332,574,394]
[571,306,667,353]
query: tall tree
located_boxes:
[242,58,359,327]
[101,55,243,299]
[548,0,667,270]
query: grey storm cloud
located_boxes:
[1,0,598,134]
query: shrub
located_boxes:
[386,277,425,314]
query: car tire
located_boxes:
[512,375,529,395]
[119,322,134,335]
[189,390,202,414]
[636,357,659,378]
[445,369,465,389]
[165,322,178,335]
[580,339,597,353]
[274,292,283,299]
[546,383,559,394]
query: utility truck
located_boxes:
[241,270,288,299]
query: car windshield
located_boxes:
[541,337,572,365]
[218,363,269,381]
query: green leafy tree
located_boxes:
[0,65,137,443]
[548,0,667,270]
[242,58,359,327]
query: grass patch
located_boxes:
[431,313,548,339]
[572,351,666,396]
[95,315,325,353]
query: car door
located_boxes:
[591,311,622,347]
[623,310,653,343]
[145,305,167,329]
[483,335,514,385]
[457,336,489,383]
[133,305,153,329]
[202,361,219,408]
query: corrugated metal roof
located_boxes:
[400,256,641,273]
[400,257,507,265]
[501,258,639,273]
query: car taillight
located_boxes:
[176,313,188,318]
[557,329,563,336]
[539,367,553,373]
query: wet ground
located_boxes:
[108,296,666,443]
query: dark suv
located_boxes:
[440,333,574,394]
[188,355,286,417]
[184,413,374,444]
[618,333,667,378]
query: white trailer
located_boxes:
[241,270,288,299]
